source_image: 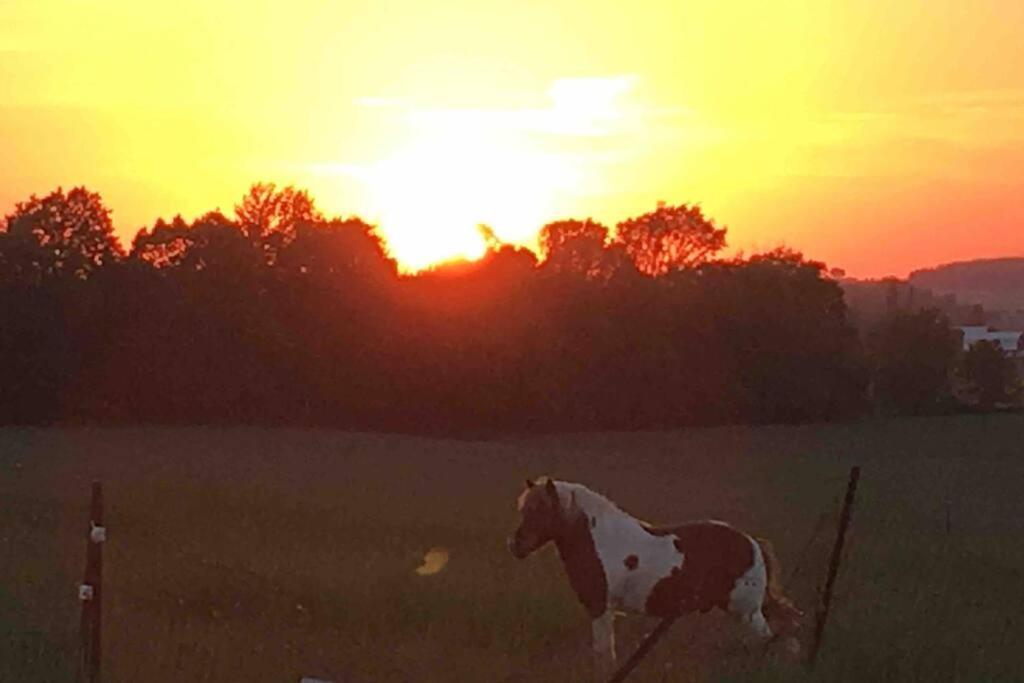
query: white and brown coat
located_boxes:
[509,478,802,680]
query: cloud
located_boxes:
[403,74,641,138]
[827,88,1024,145]
[353,96,407,109]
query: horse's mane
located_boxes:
[555,480,632,520]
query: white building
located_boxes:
[958,325,1024,354]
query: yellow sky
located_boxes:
[3,0,1023,275]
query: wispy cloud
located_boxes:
[362,75,642,139]
[827,88,1024,145]
[353,96,407,109]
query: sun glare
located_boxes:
[369,126,566,272]
[364,79,623,271]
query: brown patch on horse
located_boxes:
[511,478,563,559]
[517,477,554,512]
[555,508,608,618]
[644,522,754,618]
[624,555,639,570]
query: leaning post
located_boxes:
[78,481,105,683]
[607,615,679,683]
[808,466,860,668]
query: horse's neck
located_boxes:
[558,484,635,528]
[552,490,612,617]
[552,484,647,617]
[554,485,645,564]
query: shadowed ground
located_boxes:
[2,415,1022,682]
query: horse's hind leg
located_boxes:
[728,572,773,641]
[743,609,774,640]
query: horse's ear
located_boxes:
[525,478,535,489]
[545,478,557,498]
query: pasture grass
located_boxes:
[2,415,1023,682]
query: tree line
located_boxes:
[0,184,1016,432]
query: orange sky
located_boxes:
[3,0,1023,276]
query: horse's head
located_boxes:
[508,477,564,559]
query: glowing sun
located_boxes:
[369,126,566,271]
[362,77,634,271]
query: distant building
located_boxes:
[954,326,1024,406]
[958,326,1024,353]
[958,325,1024,377]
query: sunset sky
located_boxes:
[3,0,1023,275]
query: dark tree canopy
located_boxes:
[131,211,262,276]
[130,215,192,269]
[960,340,1020,410]
[868,308,962,415]
[3,182,960,431]
[539,219,607,274]
[0,187,123,284]
[538,219,639,283]
[234,183,322,264]
[615,203,726,276]
[276,217,397,285]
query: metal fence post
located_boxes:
[808,466,860,668]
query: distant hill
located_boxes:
[839,276,981,330]
[909,258,1024,312]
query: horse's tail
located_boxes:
[755,537,804,637]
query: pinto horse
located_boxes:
[508,477,803,679]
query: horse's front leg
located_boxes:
[591,610,616,682]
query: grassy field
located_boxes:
[2,415,1023,682]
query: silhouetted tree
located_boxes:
[128,215,192,269]
[276,217,396,284]
[615,203,726,276]
[868,309,961,415]
[701,249,866,422]
[960,340,1020,410]
[0,187,123,284]
[234,183,322,264]
[964,304,987,327]
[539,219,608,276]
[131,211,263,277]
[0,183,876,432]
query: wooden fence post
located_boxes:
[79,481,105,683]
[808,466,860,668]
